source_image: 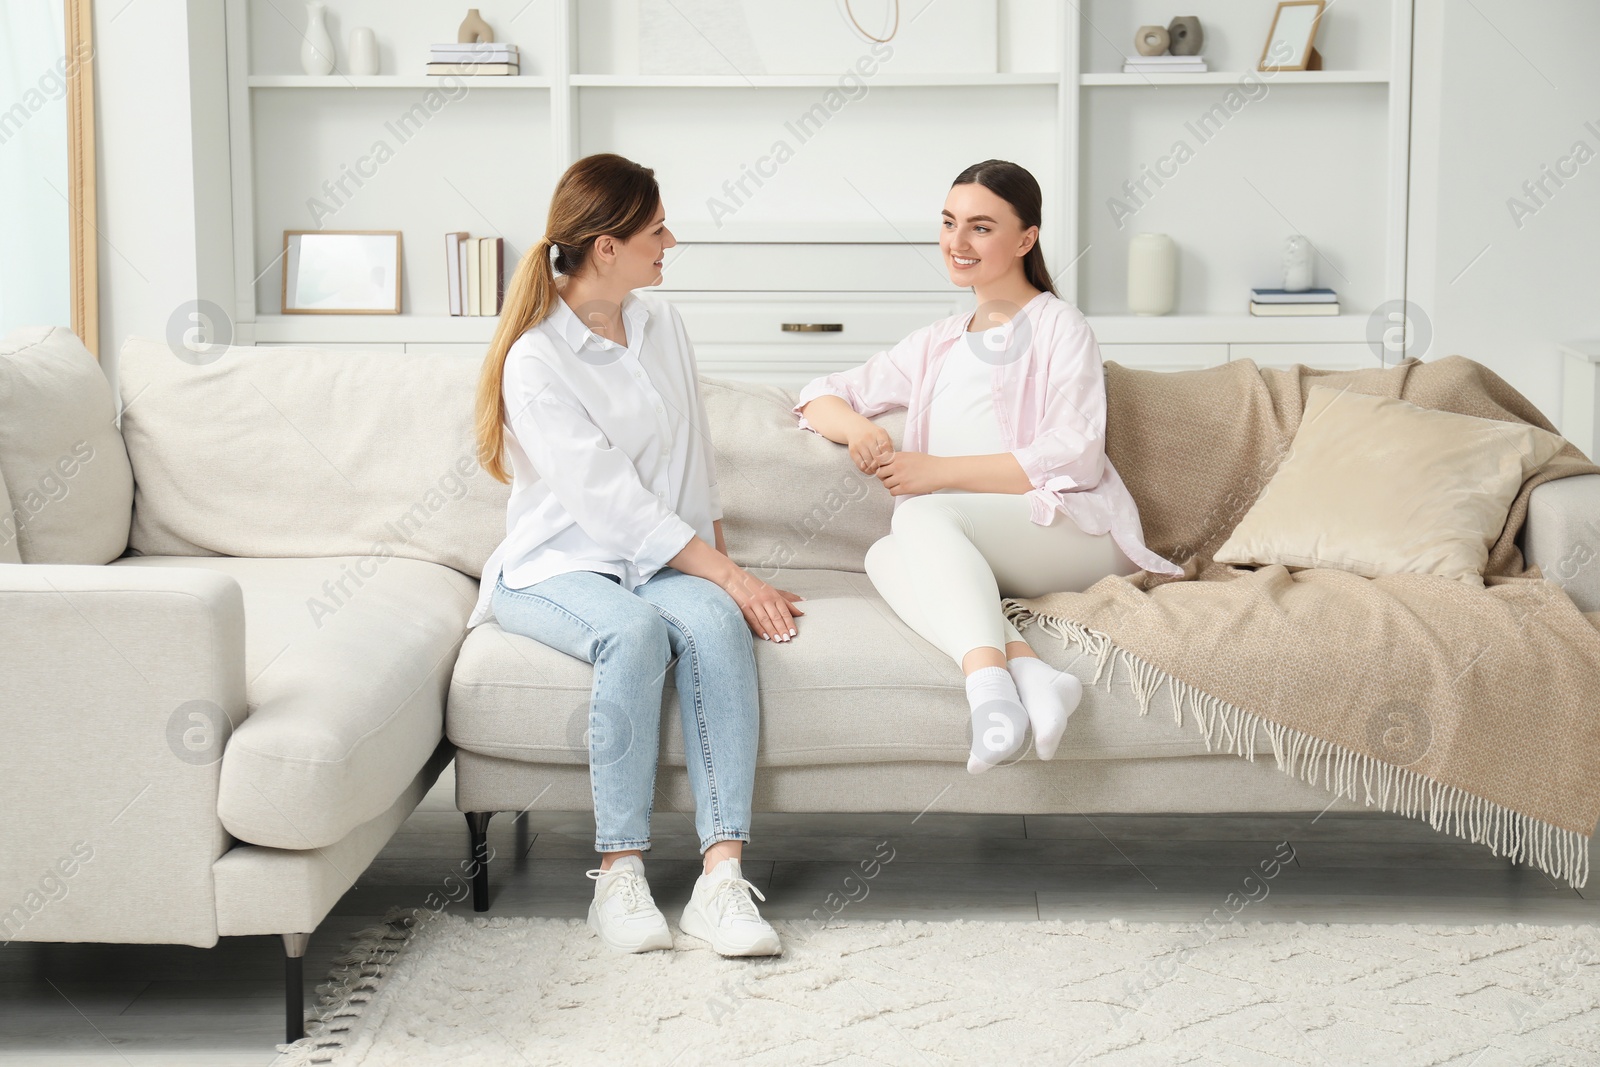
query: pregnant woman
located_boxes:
[793,159,1184,774]
[468,154,803,956]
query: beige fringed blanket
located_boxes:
[1003,355,1600,888]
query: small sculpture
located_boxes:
[458,8,495,44]
[1283,235,1314,292]
[1167,16,1203,56]
[1134,25,1170,57]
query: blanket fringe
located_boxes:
[1004,604,1592,889]
[273,908,427,1065]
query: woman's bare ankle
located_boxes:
[599,848,644,872]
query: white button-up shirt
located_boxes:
[467,290,722,629]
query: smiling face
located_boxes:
[600,200,675,289]
[939,182,1038,291]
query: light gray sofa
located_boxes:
[3,326,1597,1044]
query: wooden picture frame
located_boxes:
[65,0,98,357]
[1259,0,1326,72]
[281,230,403,315]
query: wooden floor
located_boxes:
[3,764,1596,1065]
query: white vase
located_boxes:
[347,26,379,75]
[1128,233,1177,316]
[300,2,335,76]
[1282,234,1314,292]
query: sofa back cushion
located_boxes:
[0,326,133,563]
[702,376,901,575]
[117,337,509,577]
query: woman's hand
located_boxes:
[874,451,948,496]
[845,420,895,474]
[722,566,806,643]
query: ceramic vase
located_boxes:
[347,26,379,75]
[300,2,335,76]
[1283,235,1314,292]
[1128,233,1177,316]
[1134,25,1170,57]
[458,8,495,44]
[1167,16,1203,56]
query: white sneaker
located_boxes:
[679,857,782,957]
[585,855,673,953]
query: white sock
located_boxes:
[1007,656,1083,761]
[965,666,1029,774]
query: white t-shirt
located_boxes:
[467,289,721,629]
[924,328,1007,492]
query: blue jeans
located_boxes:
[491,567,759,854]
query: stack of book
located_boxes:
[427,42,519,76]
[1249,288,1340,316]
[446,233,505,316]
[1122,54,1207,75]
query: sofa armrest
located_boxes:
[1523,474,1600,613]
[0,563,246,947]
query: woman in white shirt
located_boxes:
[471,154,802,957]
[794,160,1183,775]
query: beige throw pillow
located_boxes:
[1213,384,1567,584]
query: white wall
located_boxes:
[1408,0,1600,428]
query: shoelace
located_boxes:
[586,865,654,915]
[709,873,767,923]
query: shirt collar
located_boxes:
[550,289,649,355]
[951,289,1053,343]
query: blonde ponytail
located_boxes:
[474,155,661,483]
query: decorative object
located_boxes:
[299,1,336,76]
[346,27,379,75]
[844,0,899,43]
[1282,233,1314,291]
[1134,24,1169,57]
[276,909,1600,1066]
[457,8,494,44]
[1214,385,1568,583]
[1166,16,1203,56]
[281,231,403,314]
[1127,233,1176,315]
[1259,0,1325,71]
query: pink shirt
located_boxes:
[792,291,1184,577]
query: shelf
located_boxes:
[248,75,550,88]
[1080,71,1389,86]
[569,73,1060,88]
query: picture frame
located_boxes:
[1258,0,1326,72]
[281,230,403,314]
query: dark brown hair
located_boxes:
[951,159,1057,297]
[475,153,661,483]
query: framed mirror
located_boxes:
[281,231,404,315]
[1259,1,1325,72]
[0,0,98,356]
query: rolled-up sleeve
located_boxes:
[1010,317,1108,494]
[504,364,697,574]
[792,326,927,433]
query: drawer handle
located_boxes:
[781,323,843,333]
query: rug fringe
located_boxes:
[274,908,427,1065]
[1004,604,1592,889]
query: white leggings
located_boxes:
[863,492,1140,666]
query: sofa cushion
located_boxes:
[702,377,902,575]
[112,554,476,850]
[0,326,133,563]
[115,337,508,577]
[447,568,1222,767]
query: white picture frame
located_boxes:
[281,230,403,315]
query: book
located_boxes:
[426,62,519,75]
[458,237,470,315]
[466,237,481,315]
[429,43,519,55]
[1121,54,1207,63]
[445,231,468,316]
[1249,301,1340,316]
[1251,288,1338,304]
[479,237,495,315]
[1123,62,1207,73]
[492,237,505,314]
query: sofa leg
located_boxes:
[282,932,310,1044]
[467,811,495,913]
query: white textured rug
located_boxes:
[280,911,1600,1066]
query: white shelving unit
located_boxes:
[221,0,1414,384]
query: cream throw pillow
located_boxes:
[1213,385,1567,584]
